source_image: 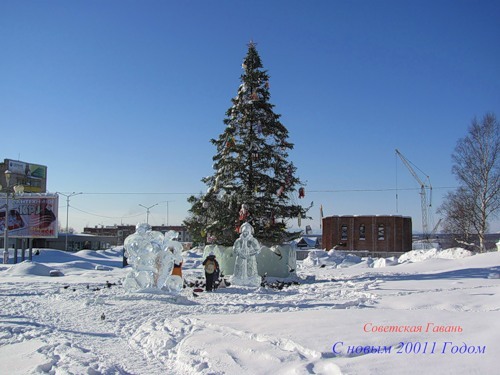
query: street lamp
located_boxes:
[57,192,83,251]
[139,203,158,224]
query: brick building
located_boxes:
[322,215,412,254]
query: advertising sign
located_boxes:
[4,159,47,193]
[0,194,58,238]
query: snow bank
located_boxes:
[303,249,396,269]
[436,247,474,259]
[372,256,398,268]
[302,247,474,269]
[4,261,62,277]
[398,247,473,263]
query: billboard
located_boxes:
[0,194,58,238]
[2,159,47,193]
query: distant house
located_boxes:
[292,237,321,249]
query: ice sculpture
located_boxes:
[232,222,262,287]
[203,244,297,278]
[122,223,183,293]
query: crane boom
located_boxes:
[395,149,433,242]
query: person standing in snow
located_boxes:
[203,252,219,291]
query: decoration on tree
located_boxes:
[249,142,259,160]
[237,203,254,233]
[239,203,250,221]
[277,185,285,196]
[299,187,305,198]
[226,136,235,149]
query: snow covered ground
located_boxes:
[0,246,499,375]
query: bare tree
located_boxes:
[437,187,476,249]
[444,113,500,251]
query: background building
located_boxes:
[322,215,412,255]
[83,225,192,245]
[38,233,117,251]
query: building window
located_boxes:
[378,224,385,240]
[341,225,348,240]
[359,224,366,240]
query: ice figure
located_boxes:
[232,222,262,287]
[122,223,183,293]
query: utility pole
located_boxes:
[57,192,83,251]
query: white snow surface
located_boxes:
[0,247,499,374]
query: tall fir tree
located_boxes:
[185,42,310,246]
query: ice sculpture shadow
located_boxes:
[349,266,500,283]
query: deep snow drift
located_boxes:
[0,246,499,375]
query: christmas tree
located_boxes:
[185,42,310,246]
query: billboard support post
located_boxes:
[2,170,11,252]
[29,238,33,261]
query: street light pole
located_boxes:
[167,201,169,226]
[163,200,173,226]
[156,200,174,227]
[57,192,83,251]
[139,203,158,224]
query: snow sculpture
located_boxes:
[232,222,262,287]
[122,223,183,293]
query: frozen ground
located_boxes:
[0,247,499,374]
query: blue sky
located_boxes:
[1,0,499,234]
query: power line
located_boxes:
[61,186,459,222]
[60,192,197,195]
[308,186,456,193]
[71,206,143,220]
[56,186,457,196]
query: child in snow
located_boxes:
[172,260,183,278]
[203,252,220,291]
